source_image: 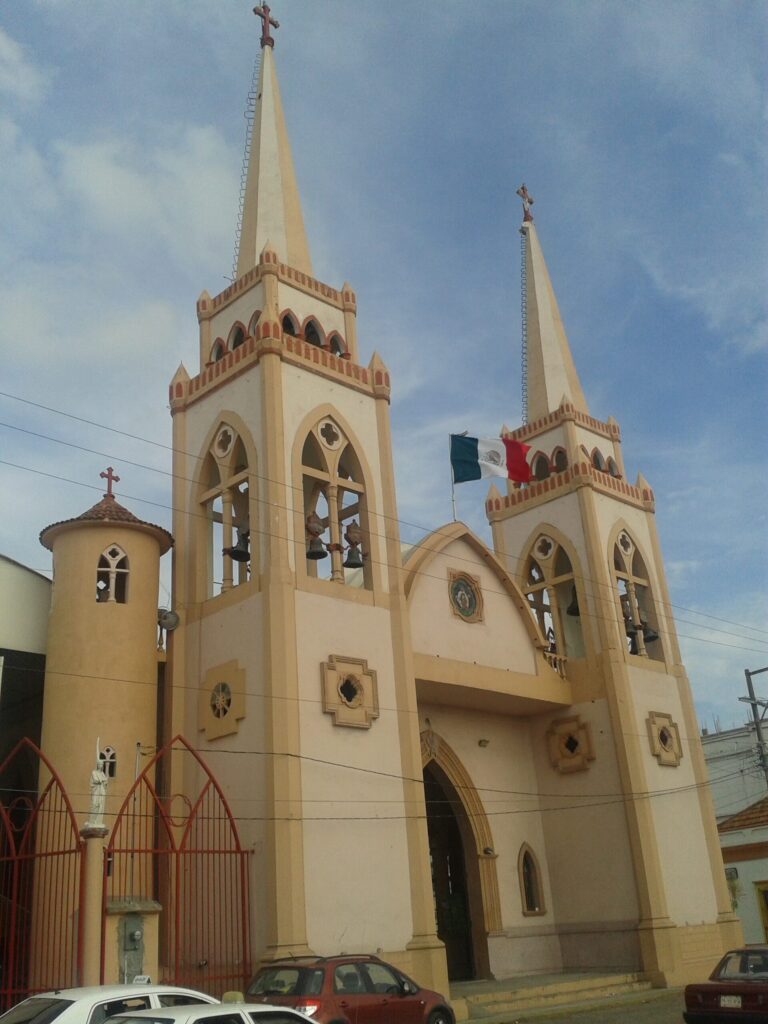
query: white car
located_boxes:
[0,985,219,1024]
[111,1004,312,1024]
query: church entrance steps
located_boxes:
[449,971,654,1021]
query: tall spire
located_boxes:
[519,193,589,421]
[236,11,313,279]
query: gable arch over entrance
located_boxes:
[421,729,501,979]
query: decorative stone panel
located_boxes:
[646,711,683,766]
[546,715,595,773]
[321,655,379,729]
[198,660,246,740]
[448,569,484,623]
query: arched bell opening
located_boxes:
[422,760,492,981]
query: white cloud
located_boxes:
[0,27,47,104]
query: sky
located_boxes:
[1,0,766,732]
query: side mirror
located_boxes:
[401,982,413,995]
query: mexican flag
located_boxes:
[450,434,532,484]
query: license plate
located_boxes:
[720,994,742,1008]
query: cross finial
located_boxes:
[253,4,279,48]
[100,466,120,498]
[516,183,535,223]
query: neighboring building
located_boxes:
[701,723,766,822]
[0,12,741,1006]
[719,798,768,943]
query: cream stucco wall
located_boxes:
[0,556,50,655]
[626,663,719,926]
[408,537,538,675]
[295,590,413,953]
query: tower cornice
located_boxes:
[505,403,621,444]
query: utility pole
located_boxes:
[739,666,768,790]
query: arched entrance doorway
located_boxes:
[421,730,500,981]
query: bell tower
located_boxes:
[486,194,741,984]
[167,8,444,987]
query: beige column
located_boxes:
[80,827,108,985]
[259,346,311,958]
[372,381,447,994]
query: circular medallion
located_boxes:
[450,575,480,619]
[210,682,232,719]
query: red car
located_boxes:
[246,955,454,1024]
[684,945,768,1022]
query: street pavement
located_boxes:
[507,987,683,1023]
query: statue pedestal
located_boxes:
[79,826,109,986]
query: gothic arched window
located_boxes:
[518,844,545,915]
[100,746,117,779]
[613,531,662,659]
[328,333,345,356]
[552,447,568,473]
[592,448,607,472]
[211,340,225,363]
[523,536,584,659]
[607,456,621,478]
[301,417,370,589]
[304,319,323,347]
[199,424,253,599]
[281,313,298,336]
[96,545,129,603]
[229,324,246,351]
[248,309,262,336]
[532,453,550,481]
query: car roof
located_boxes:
[259,955,383,967]
[112,1005,303,1020]
[31,986,215,1001]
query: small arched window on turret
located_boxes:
[518,844,545,915]
[100,746,117,779]
[304,320,322,347]
[211,340,225,363]
[613,531,662,660]
[282,313,298,337]
[301,418,371,590]
[328,333,345,357]
[607,457,621,478]
[229,324,246,351]
[532,453,550,481]
[592,448,607,472]
[552,448,568,473]
[96,545,129,603]
[523,536,584,659]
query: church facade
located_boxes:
[0,14,740,1004]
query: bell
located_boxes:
[343,546,364,569]
[223,529,250,562]
[566,585,580,617]
[306,537,328,560]
[642,623,659,644]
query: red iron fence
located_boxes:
[0,739,84,1010]
[103,735,250,995]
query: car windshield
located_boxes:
[248,969,322,997]
[716,951,768,979]
[0,999,74,1024]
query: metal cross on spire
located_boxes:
[100,466,120,498]
[516,183,535,223]
[253,4,279,48]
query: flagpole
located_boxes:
[449,434,457,521]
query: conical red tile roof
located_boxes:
[40,493,173,552]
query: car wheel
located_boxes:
[428,1009,453,1024]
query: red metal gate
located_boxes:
[0,738,84,1010]
[103,735,250,995]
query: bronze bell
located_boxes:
[343,519,364,569]
[223,529,250,562]
[306,537,327,560]
[566,585,580,617]
[343,546,364,569]
[642,623,659,644]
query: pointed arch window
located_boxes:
[328,333,345,357]
[532,453,550,481]
[100,746,117,779]
[282,313,298,336]
[211,340,225,363]
[229,324,246,351]
[304,319,323,347]
[248,310,263,337]
[613,531,662,659]
[199,424,253,599]
[523,536,584,659]
[607,456,621,478]
[592,448,607,472]
[552,447,568,473]
[518,844,545,915]
[96,545,129,603]
[300,418,371,590]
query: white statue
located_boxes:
[87,759,109,828]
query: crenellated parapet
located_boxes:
[169,324,388,413]
[485,459,655,521]
[505,403,621,443]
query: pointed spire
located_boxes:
[236,38,312,279]
[522,219,589,421]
